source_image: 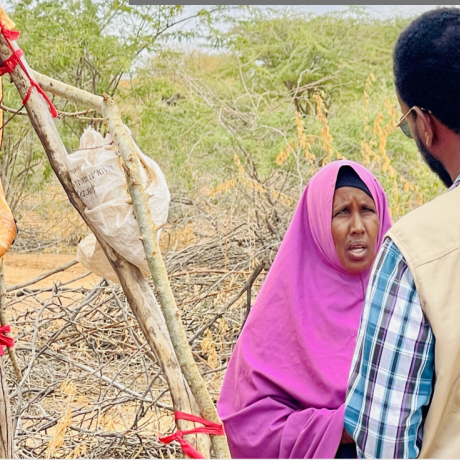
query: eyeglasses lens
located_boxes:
[399,120,413,139]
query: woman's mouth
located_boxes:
[347,241,368,261]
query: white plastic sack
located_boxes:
[77,233,118,283]
[68,127,170,281]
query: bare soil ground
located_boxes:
[4,253,100,289]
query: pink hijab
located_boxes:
[217,161,391,459]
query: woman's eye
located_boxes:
[362,207,375,213]
[335,209,348,216]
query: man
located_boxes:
[344,7,460,459]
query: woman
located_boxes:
[217,160,391,459]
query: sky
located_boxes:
[185,4,443,18]
[160,5,444,52]
[171,4,448,50]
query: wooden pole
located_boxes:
[0,352,12,459]
[33,70,103,113]
[103,96,230,458]
[34,43,231,460]
[0,48,14,460]
[0,34,211,457]
[0,261,22,381]
[0,262,14,458]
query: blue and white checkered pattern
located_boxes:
[344,239,434,458]
[344,175,460,459]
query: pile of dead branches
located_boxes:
[3,174,298,458]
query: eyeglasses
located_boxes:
[396,106,431,139]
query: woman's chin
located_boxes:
[343,258,373,275]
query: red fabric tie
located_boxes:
[0,48,23,76]
[159,411,225,459]
[0,325,14,356]
[0,25,19,41]
[0,22,57,117]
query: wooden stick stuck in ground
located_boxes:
[0,260,22,381]
[103,94,231,458]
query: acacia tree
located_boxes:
[125,7,444,221]
[1,1,220,212]
[216,7,408,115]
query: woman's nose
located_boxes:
[350,213,365,235]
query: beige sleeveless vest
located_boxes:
[387,184,460,458]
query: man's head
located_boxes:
[394,7,460,187]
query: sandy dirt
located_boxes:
[3,253,100,289]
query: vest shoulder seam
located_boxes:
[412,245,460,269]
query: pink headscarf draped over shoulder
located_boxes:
[217,161,392,459]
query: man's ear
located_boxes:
[413,107,434,147]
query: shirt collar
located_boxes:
[449,173,460,191]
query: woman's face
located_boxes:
[331,186,380,275]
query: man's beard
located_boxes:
[414,131,453,188]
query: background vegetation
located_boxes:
[2,1,445,231]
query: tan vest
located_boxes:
[387,184,460,458]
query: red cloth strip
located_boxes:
[0,325,14,356]
[0,48,23,76]
[0,21,57,117]
[159,411,225,459]
[22,79,58,117]
[0,25,19,41]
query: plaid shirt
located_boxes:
[344,175,460,459]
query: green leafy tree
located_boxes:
[1,1,219,212]
[217,7,409,114]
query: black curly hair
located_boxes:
[394,7,460,133]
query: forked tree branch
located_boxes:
[32,49,231,460]
[0,34,213,458]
